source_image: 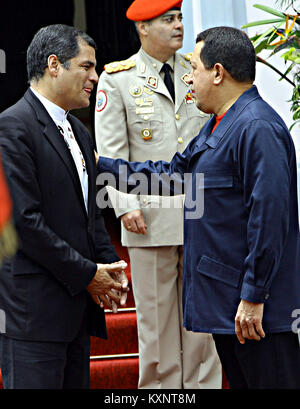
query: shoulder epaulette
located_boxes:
[104,59,136,74]
[184,53,192,62]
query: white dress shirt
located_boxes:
[30,87,89,212]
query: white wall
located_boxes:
[245,0,300,209]
[245,0,297,131]
[181,0,200,54]
[182,0,297,132]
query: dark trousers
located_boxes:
[0,312,90,389]
[213,332,300,389]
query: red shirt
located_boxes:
[211,111,227,134]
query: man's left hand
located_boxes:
[100,261,129,313]
[235,299,265,344]
[110,266,129,313]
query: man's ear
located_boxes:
[47,55,60,77]
[213,63,225,85]
[136,21,149,37]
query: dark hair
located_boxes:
[27,24,97,82]
[196,26,256,83]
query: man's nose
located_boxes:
[90,68,99,84]
[174,18,183,30]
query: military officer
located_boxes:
[95,0,222,389]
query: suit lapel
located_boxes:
[24,89,88,216]
[192,86,261,156]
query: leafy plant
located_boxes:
[242,1,300,129]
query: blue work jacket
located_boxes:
[99,86,300,334]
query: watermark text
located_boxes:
[0,309,6,333]
[0,49,6,73]
[96,166,204,220]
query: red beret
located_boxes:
[126,0,183,22]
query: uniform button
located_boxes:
[178,137,183,144]
[175,114,181,120]
[143,199,147,204]
[143,115,149,120]
[265,294,269,300]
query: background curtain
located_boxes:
[0,0,74,112]
[85,0,140,74]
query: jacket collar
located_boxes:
[30,87,68,124]
[194,85,261,152]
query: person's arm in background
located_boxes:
[95,70,147,235]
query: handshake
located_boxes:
[87,260,129,313]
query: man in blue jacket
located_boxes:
[96,26,300,389]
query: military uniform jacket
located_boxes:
[95,47,208,247]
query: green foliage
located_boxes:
[242,1,300,129]
[277,0,299,8]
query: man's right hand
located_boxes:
[121,209,147,235]
[87,261,129,309]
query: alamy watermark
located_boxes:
[0,49,6,73]
[96,166,205,220]
[291,309,300,334]
[0,309,6,333]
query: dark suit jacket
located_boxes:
[0,88,119,342]
[98,86,300,334]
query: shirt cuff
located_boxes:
[240,281,270,303]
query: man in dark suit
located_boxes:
[0,24,129,389]
[96,26,300,389]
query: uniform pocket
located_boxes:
[127,106,163,145]
[197,255,242,288]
